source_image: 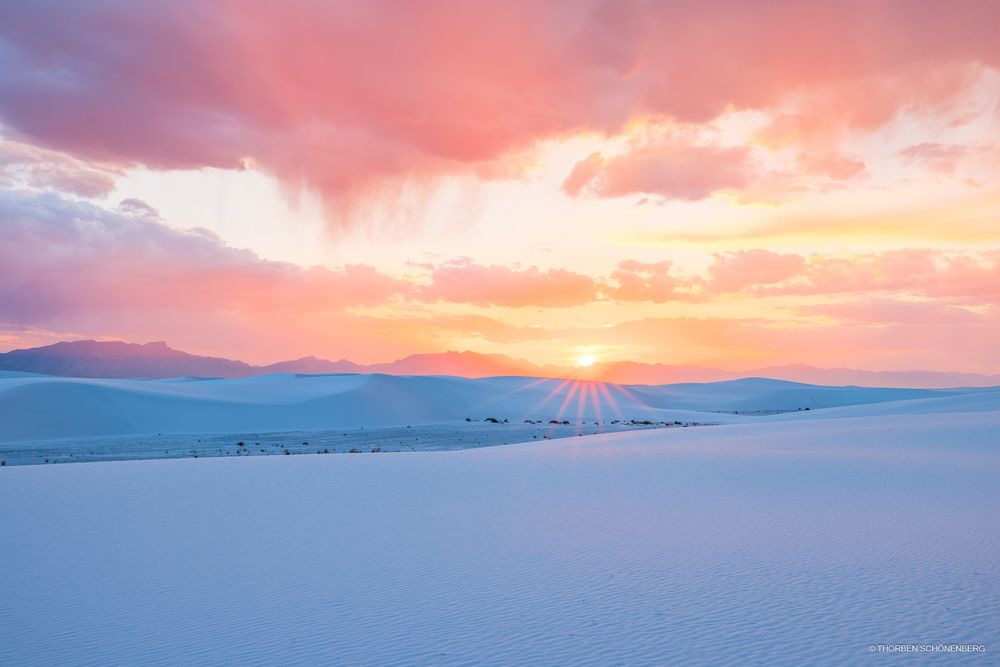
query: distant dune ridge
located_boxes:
[2,369,997,444]
[2,340,999,388]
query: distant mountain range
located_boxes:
[1,339,998,388]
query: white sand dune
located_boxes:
[0,371,987,443]
[764,386,1000,420]
[626,376,953,411]
[2,402,997,665]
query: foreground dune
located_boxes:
[2,404,997,665]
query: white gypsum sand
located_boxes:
[1,395,997,665]
[0,370,965,444]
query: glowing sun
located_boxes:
[576,354,596,368]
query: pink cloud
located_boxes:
[561,143,869,205]
[798,249,940,295]
[753,63,987,149]
[562,138,751,201]
[924,251,1000,302]
[1,1,998,209]
[604,260,691,302]
[561,153,605,197]
[0,139,120,197]
[420,261,597,308]
[0,190,410,323]
[899,142,970,174]
[615,249,1000,305]
[796,152,866,181]
[707,250,807,293]
[745,249,1000,304]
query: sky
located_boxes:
[1,0,999,372]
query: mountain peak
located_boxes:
[0,339,253,378]
[2,340,998,388]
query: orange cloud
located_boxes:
[707,250,807,293]
[797,299,984,325]
[705,249,1000,304]
[606,249,1000,304]
[4,188,1000,372]
[594,309,1000,372]
[604,260,693,302]
[795,152,866,181]
[420,260,598,308]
